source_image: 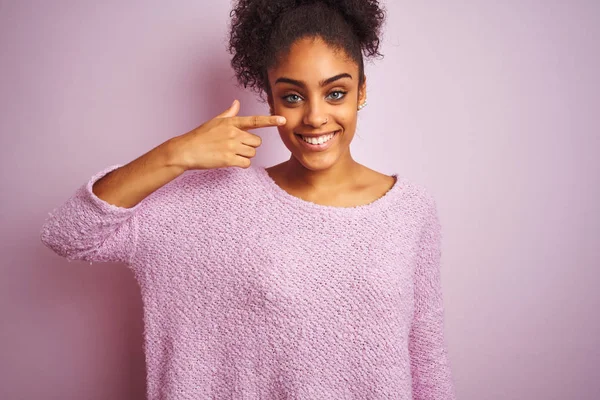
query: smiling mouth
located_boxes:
[295,130,339,145]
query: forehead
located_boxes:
[268,37,358,84]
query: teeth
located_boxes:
[300,132,336,145]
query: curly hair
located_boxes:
[228,0,386,99]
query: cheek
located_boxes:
[334,107,357,129]
[277,107,296,119]
[276,108,303,131]
[276,125,294,144]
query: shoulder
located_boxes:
[397,176,438,213]
[358,165,435,211]
[404,178,441,240]
[138,165,263,209]
[178,164,260,190]
[385,174,441,237]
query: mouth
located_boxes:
[294,130,340,151]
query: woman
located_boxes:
[41,0,456,399]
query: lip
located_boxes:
[294,130,340,152]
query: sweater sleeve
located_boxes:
[409,198,456,400]
[40,164,143,265]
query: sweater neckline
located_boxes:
[254,165,405,215]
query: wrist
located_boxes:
[162,137,189,173]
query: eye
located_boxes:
[282,94,303,104]
[327,90,347,101]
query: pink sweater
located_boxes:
[41,164,456,400]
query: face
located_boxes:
[267,37,366,172]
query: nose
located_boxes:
[302,101,328,128]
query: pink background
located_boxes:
[1,1,599,399]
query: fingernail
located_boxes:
[276,116,286,125]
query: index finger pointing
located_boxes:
[232,115,286,130]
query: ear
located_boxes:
[358,75,367,105]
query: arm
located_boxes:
[40,139,183,264]
[86,99,285,209]
[91,138,185,209]
[409,199,456,400]
[40,100,285,263]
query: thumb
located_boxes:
[215,99,240,119]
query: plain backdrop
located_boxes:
[1,1,599,399]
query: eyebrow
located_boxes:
[274,73,353,88]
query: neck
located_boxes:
[280,151,361,191]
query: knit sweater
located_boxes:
[40,163,456,400]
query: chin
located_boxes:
[293,152,341,171]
